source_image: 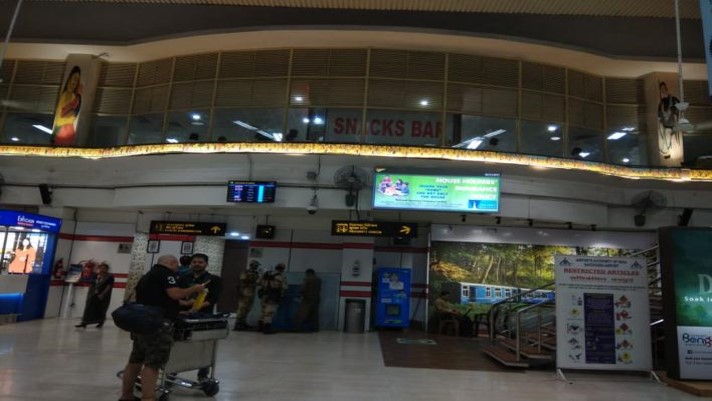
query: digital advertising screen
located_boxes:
[227,181,276,203]
[372,171,500,213]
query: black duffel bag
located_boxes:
[111,302,165,334]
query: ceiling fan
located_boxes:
[452,129,506,150]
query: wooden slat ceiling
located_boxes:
[49,0,702,19]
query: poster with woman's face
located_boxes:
[50,54,102,147]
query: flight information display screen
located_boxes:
[227,181,276,203]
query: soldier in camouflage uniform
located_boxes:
[233,259,261,331]
[258,263,288,334]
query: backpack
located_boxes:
[111,302,165,334]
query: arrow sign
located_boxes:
[331,221,417,238]
[150,221,227,236]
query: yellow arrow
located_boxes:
[399,225,411,235]
[210,225,222,234]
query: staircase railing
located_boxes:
[488,282,556,341]
[514,299,556,362]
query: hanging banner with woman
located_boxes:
[50,54,102,147]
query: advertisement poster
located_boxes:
[642,72,684,167]
[659,227,712,380]
[373,172,500,213]
[555,255,651,371]
[50,54,102,147]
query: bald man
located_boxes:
[120,255,207,401]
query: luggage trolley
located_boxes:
[119,314,230,400]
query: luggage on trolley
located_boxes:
[118,313,230,401]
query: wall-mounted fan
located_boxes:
[334,166,370,207]
[631,190,667,227]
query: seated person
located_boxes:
[433,290,474,337]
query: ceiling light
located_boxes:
[241,235,250,240]
[621,127,635,131]
[607,132,627,140]
[550,136,561,141]
[579,152,591,158]
[547,125,558,132]
[32,124,52,134]
[191,113,201,121]
[10,137,19,142]
[622,158,630,163]
[166,138,179,143]
[273,133,283,142]
[302,117,310,124]
[420,100,429,106]
[294,96,304,102]
[466,139,483,149]
[312,117,324,125]
[229,232,240,237]
[233,120,258,130]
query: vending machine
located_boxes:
[374,267,410,328]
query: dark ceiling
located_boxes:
[0,2,706,61]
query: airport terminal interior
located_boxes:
[1,0,712,400]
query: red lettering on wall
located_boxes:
[395,120,405,136]
[370,119,381,135]
[334,118,345,134]
[345,118,359,135]
[412,121,422,137]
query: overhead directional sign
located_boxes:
[150,221,227,236]
[331,221,417,238]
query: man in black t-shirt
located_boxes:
[119,255,207,401]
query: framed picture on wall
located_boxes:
[181,241,194,255]
[147,239,160,254]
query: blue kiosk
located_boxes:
[0,210,62,321]
[374,267,411,328]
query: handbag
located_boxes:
[111,302,165,334]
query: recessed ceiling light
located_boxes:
[550,136,561,141]
[302,117,310,124]
[229,232,240,237]
[622,158,630,163]
[579,152,591,158]
[10,137,19,142]
[547,125,558,132]
[191,113,201,121]
[607,132,627,140]
[240,235,250,240]
[621,127,636,131]
[233,120,258,130]
[420,100,429,106]
[312,117,324,125]
[166,138,179,143]
[294,96,304,102]
[32,124,52,134]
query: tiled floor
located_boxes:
[0,318,702,400]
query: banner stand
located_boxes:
[556,368,572,384]
[650,371,664,384]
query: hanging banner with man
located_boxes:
[642,72,684,167]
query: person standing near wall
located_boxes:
[258,263,288,335]
[234,259,261,331]
[294,269,321,332]
[75,262,114,328]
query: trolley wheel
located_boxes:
[158,393,169,401]
[202,379,220,396]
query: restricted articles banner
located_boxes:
[555,255,651,371]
